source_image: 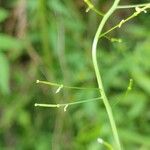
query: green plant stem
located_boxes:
[93,7,104,16]
[112,79,133,107]
[99,4,150,38]
[97,138,113,150]
[103,141,113,150]
[34,97,102,108]
[36,80,101,91]
[117,3,150,9]
[84,0,104,16]
[92,0,121,150]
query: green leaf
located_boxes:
[0,8,9,22]
[0,34,23,51]
[0,52,10,95]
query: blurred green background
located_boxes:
[0,0,150,150]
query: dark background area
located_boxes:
[0,0,150,149]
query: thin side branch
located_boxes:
[84,0,104,16]
[35,97,102,109]
[99,4,150,38]
[117,3,150,9]
[36,80,101,91]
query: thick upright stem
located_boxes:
[92,0,121,150]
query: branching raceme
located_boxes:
[91,1,150,150]
[35,1,150,150]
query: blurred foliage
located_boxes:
[0,0,150,150]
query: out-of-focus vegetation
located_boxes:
[0,0,150,149]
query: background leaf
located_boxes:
[0,8,8,22]
[0,34,23,51]
[0,52,10,95]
